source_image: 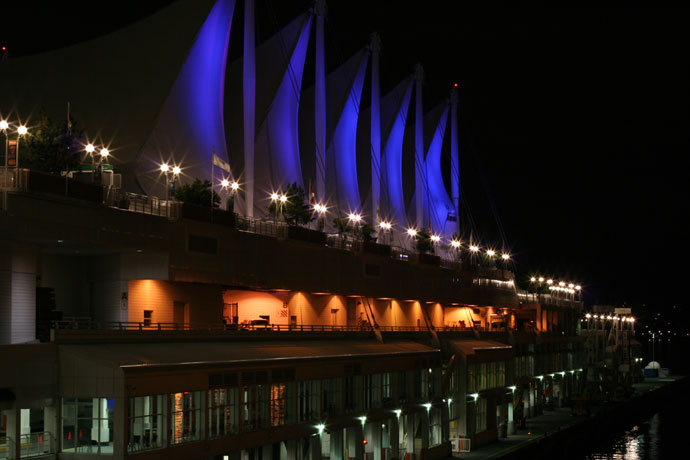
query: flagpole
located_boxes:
[211,147,215,223]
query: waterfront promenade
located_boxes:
[452,376,683,460]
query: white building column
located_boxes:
[330,429,344,460]
[345,425,363,460]
[404,415,414,460]
[308,434,321,460]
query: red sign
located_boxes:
[8,139,16,166]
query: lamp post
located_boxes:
[406,227,417,251]
[15,125,28,187]
[1,120,9,186]
[84,144,96,182]
[314,203,327,230]
[348,212,362,239]
[430,234,441,255]
[379,220,392,245]
[450,239,461,262]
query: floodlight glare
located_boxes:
[270,192,279,201]
[160,164,170,173]
[17,125,28,136]
[230,181,240,191]
[431,235,441,243]
[407,228,417,237]
[221,179,230,188]
[172,166,181,175]
[469,245,479,252]
[99,148,109,158]
[85,144,95,153]
[0,120,8,130]
[502,253,510,260]
[279,194,288,203]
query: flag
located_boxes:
[309,181,315,205]
[212,153,231,173]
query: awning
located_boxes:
[448,339,513,363]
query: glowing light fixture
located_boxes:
[547,279,553,285]
[450,240,461,249]
[530,277,536,282]
[316,423,325,435]
[379,221,392,230]
[230,181,240,191]
[279,194,288,203]
[160,163,170,173]
[501,253,510,260]
[423,403,432,411]
[221,179,230,188]
[393,409,402,418]
[559,281,565,287]
[575,285,581,291]
[407,228,417,237]
[469,245,479,253]
[17,125,28,136]
[85,143,95,153]
[348,212,362,223]
[486,250,495,257]
[430,235,441,243]
[538,277,544,282]
[172,166,181,175]
[0,120,8,130]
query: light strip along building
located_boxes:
[0,1,585,460]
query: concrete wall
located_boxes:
[223,289,289,325]
[0,241,38,344]
[128,280,223,325]
[286,293,348,326]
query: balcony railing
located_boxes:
[517,291,583,307]
[0,436,12,460]
[20,432,54,458]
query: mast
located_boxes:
[243,0,256,217]
[314,0,327,207]
[370,32,382,223]
[414,63,425,229]
[450,85,460,235]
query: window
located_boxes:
[63,398,114,454]
[242,385,268,431]
[429,407,442,446]
[128,395,165,452]
[298,381,319,422]
[487,362,496,389]
[475,398,487,433]
[467,364,476,393]
[382,373,392,403]
[416,370,429,400]
[364,374,380,409]
[322,379,341,416]
[143,310,153,327]
[344,376,359,412]
[208,388,237,438]
[477,363,487,391]
[171,391,202,444]
[270,384,287,427]
[398,371,408,401]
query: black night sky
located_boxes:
[2,2,689,314]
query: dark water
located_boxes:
[581,407,684,460]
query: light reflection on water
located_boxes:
[584,411,670,460]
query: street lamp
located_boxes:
[348,212,362,238]
[15,125,28,187]
[1,120,9,186]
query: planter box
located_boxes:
[181,203,235,227]
[287,226,326,244]
[362,241,391,257]
[28,170,104,203]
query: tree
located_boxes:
[332,217,374,242]
[267,182,313,226]
[24,113,83,174]
[175,178,220,207]
[414,229,432,253]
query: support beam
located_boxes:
[414,64,425,229]
[369,33,382,225]
[314,0,327,206]
[243,0,256,217]
[450,86,460,236]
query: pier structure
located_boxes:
[1,1,586,459]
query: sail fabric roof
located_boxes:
[326,49,370,214]
[135,0,236,196]
[0,0,220,193]
[380,78,414,229]
[253,13,313,199]
[424,101,454,237]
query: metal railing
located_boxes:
[235,216,287,239]
[451,436,471,453]
[19,432,54,458]
[52,319,375,333]
[0,437,12,460]
[517,291,583,307]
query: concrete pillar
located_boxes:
[345,426,363,460]
[389,416,399,459]
[113,397,126,460]
[308,435,321,460]
[5,406,20,460]
[364,422,381,460]
[420,411,429,450]
[0,241,38,344]
[44,405,58,451]
[263,443,274,460]
[330,429,344,460]
[404,415,414,460]
[286,439,298,460]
